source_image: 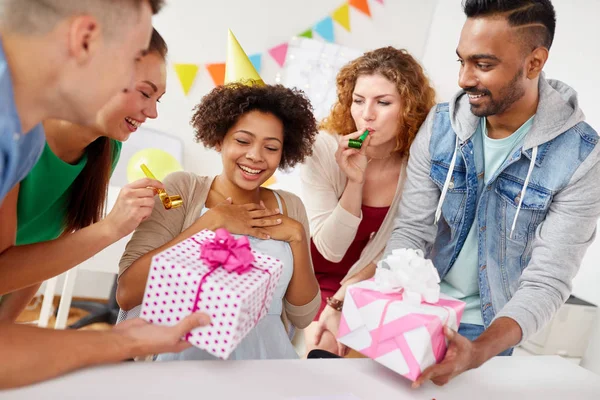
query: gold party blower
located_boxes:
[140,164,183,210]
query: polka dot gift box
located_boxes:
[139,228,283,359]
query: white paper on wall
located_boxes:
[282,37,363,122]
[270,38,362,195]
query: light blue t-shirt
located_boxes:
[0,37,45,204]
[440,115,535,325]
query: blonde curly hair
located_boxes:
[320,47,436,158]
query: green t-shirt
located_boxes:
[440,115,534,325]
[16,139,122,245]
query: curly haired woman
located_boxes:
[116,82,321,361]
[300,47,436,356]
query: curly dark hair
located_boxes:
[191,82,318,169]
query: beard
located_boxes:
[466,69,526,117]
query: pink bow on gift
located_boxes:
[199,229,255,274]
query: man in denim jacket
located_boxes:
[385,0,600,387]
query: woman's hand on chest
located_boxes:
[200,199,282,240]
[262,214,305,243]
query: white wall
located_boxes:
[422,0,600,306]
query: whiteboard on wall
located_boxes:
[283,37,363,122]
[110,126,184,188]
[267,38,362,196]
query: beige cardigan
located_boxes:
[119,171,320,329]
[299,132,407,283]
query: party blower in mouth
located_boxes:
[348,130,370,149]
[140,164,183,210]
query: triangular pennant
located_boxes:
[206,63,226,86]
[331,3,351,32]
[248,53,262,73]
[268,43,289,67]
[298,28,313,39]
[349,0,371,17]
[314,16,335,42]
[173,64,199,96]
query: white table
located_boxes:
[2,356,599,399]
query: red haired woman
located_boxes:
[301,47,436,356]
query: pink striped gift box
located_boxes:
[338,279,465,381]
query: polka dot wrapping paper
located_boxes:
[139,229,283,359]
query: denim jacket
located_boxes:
[385,75,600,341]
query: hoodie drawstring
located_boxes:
[435,139,538,239]
[435,135,459,224]
[510,146,538,239]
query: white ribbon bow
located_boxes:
[375,248,441,305]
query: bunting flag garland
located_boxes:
[349,0,371,17]
[268,43,289,68]
[173,0,384,94]
[206,63,226,86]
[173,64,199,95]
[314,16,335,42]
[298,28,313,39]
[249,54,262,73]
[331,3,351,32]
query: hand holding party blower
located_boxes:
[348,130,370,149]
[140,164,183,210]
